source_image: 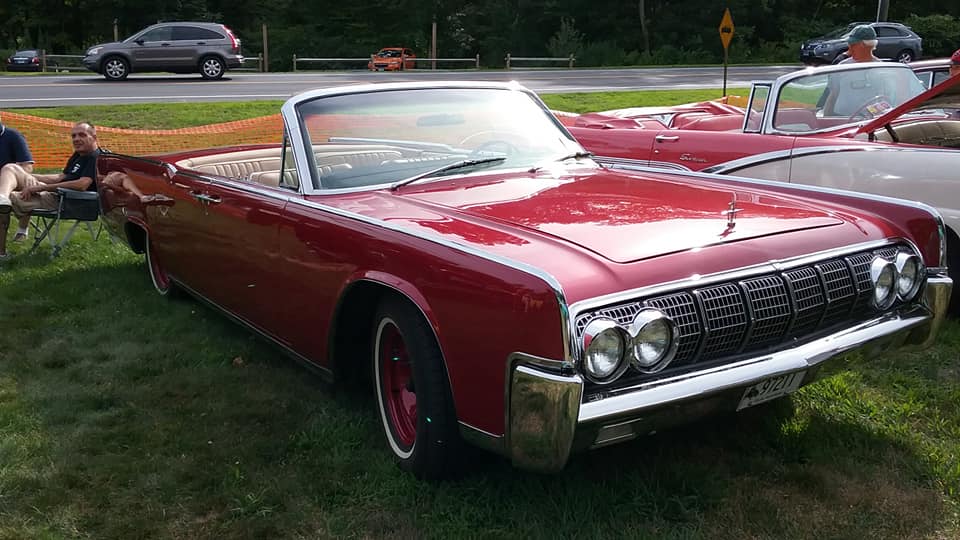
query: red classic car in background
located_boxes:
[97,81,950,479]
[566,62,960,311]
[368,47,416,71]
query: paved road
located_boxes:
[0,66,801,107]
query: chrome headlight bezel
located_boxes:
[895,252,924,301]
[870,257,898,309]
[581,318,629,384]
[86,46,102,56]
[627,309,679,374]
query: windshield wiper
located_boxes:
[389,157,506,190]
[528,151,594,173]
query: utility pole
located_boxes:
[431,17,437,70]
[876,0,889,22]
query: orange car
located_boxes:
[368,47,416,71]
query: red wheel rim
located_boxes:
[379,322,417,448]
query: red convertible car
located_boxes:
[566,62,960,310]
[97,81,950,479]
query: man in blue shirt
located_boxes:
[0,119,34,256]
[0,122,99,259]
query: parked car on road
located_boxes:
[564,62,960,310]
[367,47,416,71]
[6,49,42,72]
[96,81,950,479]
[82,21,243,81]
[800,21,921,65]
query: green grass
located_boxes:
[11,89,751,129]
[1,229,958,539]
[15,102,285,129]
[1,93,958,538]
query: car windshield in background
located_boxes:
[773,66,927,133]
[295,87,583,190]
[378,50,402,58]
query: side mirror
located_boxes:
[135,39,145,45]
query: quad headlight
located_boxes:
[628,309,679,373]
[582,318,628,383]
[895,252,923,301]
[870,257,897,309]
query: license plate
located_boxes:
[736,370,806,411]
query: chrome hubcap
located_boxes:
[106,60,125,77]
[203,60,222,77]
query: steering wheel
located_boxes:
[848,95,893,121]
[459,131,522,157]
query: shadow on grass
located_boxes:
[0,246,955,539]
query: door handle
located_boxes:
[190,192,222,204]
[196,42,206,45]
[655,135,680,143]
[161,43,171,47]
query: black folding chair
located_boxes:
[27,187,103,257]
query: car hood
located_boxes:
[401,168,844,264]
[856,71,960,135]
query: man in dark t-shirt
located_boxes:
[0,122,100,258]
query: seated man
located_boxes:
[0,121,100,259]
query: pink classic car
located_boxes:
[97,81,950,479]
[565,63,960,311]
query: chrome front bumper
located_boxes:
[506,276,951,472]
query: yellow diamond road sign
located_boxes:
[719,8,735,50]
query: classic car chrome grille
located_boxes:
[741,276,791,346]
[574,244,917,386]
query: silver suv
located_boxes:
[83,22,243,81]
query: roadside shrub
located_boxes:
[576,40,624,67]
[903,14,960,57]
[547,17,584,60]
[729,40,797,63]
[643,44,709,65]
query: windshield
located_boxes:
[295,87,583,190]
[377,49,403,58]
[772,66,927,133]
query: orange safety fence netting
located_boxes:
[2,111,284,170]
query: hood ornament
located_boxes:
[722,193,741,236]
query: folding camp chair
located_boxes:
[27,187,102,257]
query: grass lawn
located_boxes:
[12,89,751,129]
[1,94,958,538]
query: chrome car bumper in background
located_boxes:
[505,275,951,473]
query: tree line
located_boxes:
[2,0,958,70]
